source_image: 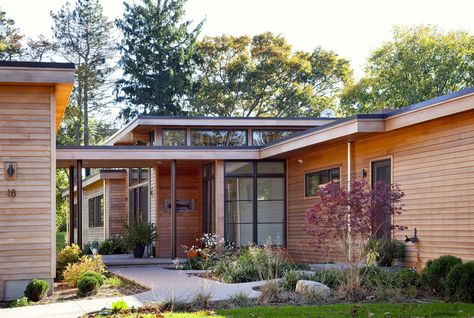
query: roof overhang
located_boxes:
[0,61,75,131]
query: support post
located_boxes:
[77,160,83,248]
[171,160,177,259]
[68,166,75,244]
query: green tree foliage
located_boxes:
[0,7,23,60]
[116,0,203,122]
[190,33,352,117]
[52,0,117,146]
[341,25,474,115]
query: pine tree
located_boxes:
[0,7,23,60]
[116,0,203,122]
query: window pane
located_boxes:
[163,129,186,146]
[257,201,284,223]
[140,168,149,183]
[226,201,253,223]
[257,178,284,200]
[372,159,391,185]
[99,195,104,226]
[129,168,139,186]
[257,223,284,245]
[225,162,253,175]
[257,162,284,174]
[305,168,340,196]
[192,130,247,146]
[139,186,148,223]
[225,223,253,247]
[252,130,297,146]
[226,177,253,200]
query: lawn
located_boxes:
[56,231,66,253]
[214,304,474,318]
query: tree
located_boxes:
[341,25,474,115]
[189,33,352,117]
[116,0,203,122]
[52,0,116,146]
[0,7,23,60]
[26,35,57,62]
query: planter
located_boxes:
[133,245,145,258]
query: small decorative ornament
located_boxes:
[4,162,17,180]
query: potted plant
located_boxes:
[90,240,99,256]
[125,222,156,258]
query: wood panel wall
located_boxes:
[83,182,105,244]
[107,178,128,237]
[286,110,474,268]
[0,86,54,300]
[156,164,202,258]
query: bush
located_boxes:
[228,291,253,308]
[107,276,123,287]
[360,267,397,289]
[366,239,404,267]
[396,269,420,288]
[445,261,474,303]
[258,280,281,304]
[77,275,100,296]
[63,255,106,287]
[306,269,346,288]
[111,299,129,313]
[99,236,128,255]
[211,245,304,283]
[56,244,81,279]
[421,255,462,295]
[24,279,50,302]
[192,290,212,309]
[279,270,301,291]
[9,297,28,308]
[80,271,104,286]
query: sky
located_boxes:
[1,0,474,79]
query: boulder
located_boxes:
[295,280,330,297]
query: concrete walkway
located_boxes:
[0,266,264,318]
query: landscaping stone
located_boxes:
[295,280,330,297]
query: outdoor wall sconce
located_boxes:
[4,162,17,180]
[297,159,304,164]
[405,228,419,243]
[362,168,368,179]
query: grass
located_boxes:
[215,303,474,317]
[56,231,66,254]
[92,304,474,318]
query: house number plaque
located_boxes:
[7,189,16,197]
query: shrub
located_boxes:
[258,280,281,304]
[228,291,253,308]
[366,239,404,267]
[125,222,156,248]
[279,270,301,291]
[9,297,28,308]
[396,268,420,288]
[99,236,128,255]
[445,261,474,303]
[63,255,106,287]
[80,271,104,286]
[192,290,212,309]
[421,255,462,295]
[360,267,397,289]
[111,299,129,313]
[56,244,81,279]
[24,279,50,302]
[77,275,100,296]
[306,269,346,288]
[107,276,123,287]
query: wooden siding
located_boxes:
[83,182,105,244]
[0,86,54,300]
[156,164,202,258]
[286,110,474,268]
[107,178,128,237]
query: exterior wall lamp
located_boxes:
[4,162,17,180]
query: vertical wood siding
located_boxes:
[0,86,54,299]
[108,178,128,237]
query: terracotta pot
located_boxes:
[187,250,199,259]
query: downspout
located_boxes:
[347,141,353,262]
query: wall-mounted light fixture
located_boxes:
[405,228,419,243]
[4,162,17,180]
[297,159,304,164]
[362,168,368,179]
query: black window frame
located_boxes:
[162,128,187,146]
[191,129,248,147]
[305,167,341,197]
[371,158,392,239]
[224,160,286,247]
[88,194,104,228]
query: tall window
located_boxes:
[162,129,186,146]
[371,159,392,238]
[129,168,149,224]
[192,129,247,146]
[225,161,285,246]
[305,167,340,196]
[202,163,216,234]
[252,130,299,146]
[88,195,104,227]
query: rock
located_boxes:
[295,280,330,297]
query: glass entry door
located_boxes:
[202,163,215,235]
[129,168,149,225]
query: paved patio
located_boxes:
[0,265,265,318]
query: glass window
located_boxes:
[163,129,186,146]
[225,162,253,175]
[129,168,139,187]
[257,162,284,174]
[372,159,391,185]
[252,130,299,146]
[192,129,247,146]
[149,131,155,146]
[305,167,340,197]
[88,195,104,228]
[140,168,149,183]
[371,159,392,239]
[225,161,285,247]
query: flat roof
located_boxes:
[0,61,75,69]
